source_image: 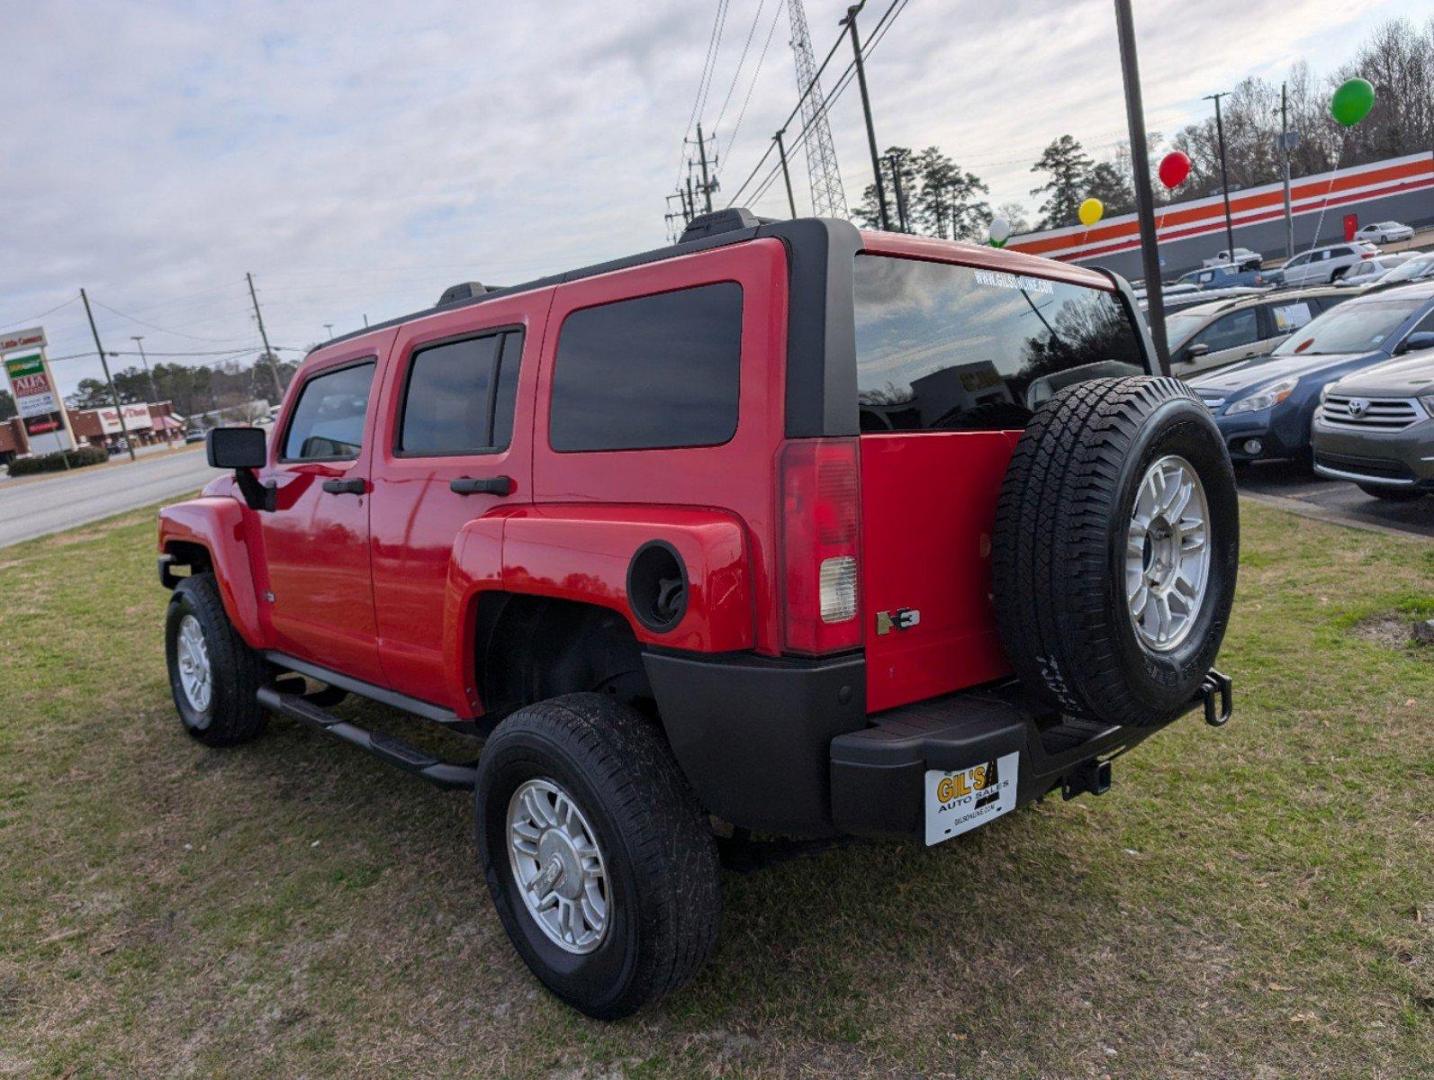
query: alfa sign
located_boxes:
[2,326,76,453]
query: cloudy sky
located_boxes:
[2,0,1425,397]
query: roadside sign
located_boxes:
[2,327,76,454]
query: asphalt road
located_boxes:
[1238,459,1434,539]
[0,446,215,550]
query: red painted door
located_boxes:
[258,336,393,684]
[859,431,1019,714]
[366,291,550,705]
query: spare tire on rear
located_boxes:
[992,376,1238,728]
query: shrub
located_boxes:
[7,445,109,476]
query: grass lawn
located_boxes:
[0,500,1429,1078]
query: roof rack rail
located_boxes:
[436,281,489,306]
[680,207,772,244]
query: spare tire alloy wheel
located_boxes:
[1125,455,1211,653]
[992,377,1239,729]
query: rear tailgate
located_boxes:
[860,430,1018,713]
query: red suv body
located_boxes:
[158,211,1236,1016]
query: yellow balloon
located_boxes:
[1078,198,1104,227]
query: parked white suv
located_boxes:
[1277,242,1378,286]
[1355,221,1414,244]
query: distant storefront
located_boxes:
[0,401,180,463]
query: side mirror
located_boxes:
[206,426,266,469]
[1396,331,1434,356]
[1186,342,1210,359]
[205,427,274,511]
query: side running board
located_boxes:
[256,685,478,790]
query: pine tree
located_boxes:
[1030,135,1093,228]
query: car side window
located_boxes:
[550,282,742,452]
[1286,254,1308,268]
[398,330,524,455]
[282,361,376,461]
[1192,309,1259,353]
[1268,301,1314,334]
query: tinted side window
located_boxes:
[399,331,524,455]
[283,361,375,461]
[1194,309,1259,352]
[550,283,742,452]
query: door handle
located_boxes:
[322,477,366,495]
[450,475,514,496]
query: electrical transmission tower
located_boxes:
[788,0,847,217]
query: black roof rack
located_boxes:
[312,207,795,355]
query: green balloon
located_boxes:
[1330,78,1375,127]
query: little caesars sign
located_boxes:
[2,326,76,453]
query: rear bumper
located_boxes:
[644,648,1231,839]
[831,672,1231,840]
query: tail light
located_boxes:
[778,438,862,654]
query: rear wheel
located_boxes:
[1357,483,1425,501]
[165,574,268,746]
[474,693,720,1019]
[992,377,1239,728]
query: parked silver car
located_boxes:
[1276,242,1380,286]
[1354,220,1414,244]
[1164,287,1350,378]
[1312,343,1434,500]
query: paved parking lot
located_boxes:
[1238,459,1433,539]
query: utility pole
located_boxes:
[245,272,286,402]
[775,129,799,218]
[1114,0,1170,371]
[324,323,335,340]
[1280,81,1295,261]
[886,151,910,232]
[1204,90,1237,259]
[80,287,135,462]
[363,313,370,328]
[131,336,160,403]
[843,3,889,231]
[689,122,718,214]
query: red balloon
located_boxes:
[1158,151,1191,190]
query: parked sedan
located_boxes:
[1354,220,1415,244]
[1188,282,1434,466]
[1164,287,1349,378]
[1312,346,1434,499]
[1275,242,1379,286]
[1335,253,1419,288]
[1369,252,1434,290]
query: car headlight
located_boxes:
[1420,394,1434,417]
[1319,383,1334,404]
[1225,376,1299,415]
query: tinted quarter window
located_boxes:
[400,331,524,455]
[283,361,375,460]
[852,255,1143,432]
[550,283,742,451]
[1193,309,1259,352]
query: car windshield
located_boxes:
[1271,298,1422,356]
[1378,256,1434,285]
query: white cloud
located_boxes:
[0,0,1419,395]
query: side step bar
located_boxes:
[256,686,478,790]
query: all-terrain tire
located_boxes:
[992,376,1239,728]
[474,693,720,1020]
[165,573,269,746]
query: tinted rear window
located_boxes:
[550,283,742,452]
[853,256,1144,432]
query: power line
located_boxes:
[674,1,731,191]
[0,294,80,331]
[723,0,787,163]
[711,0,768,139]
[89,297,254,345]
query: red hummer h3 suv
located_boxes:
[158,210,1238,1019]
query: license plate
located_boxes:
[924,752,1019,846]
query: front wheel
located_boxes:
[474,694,720,1020]
[165,574,268,746]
